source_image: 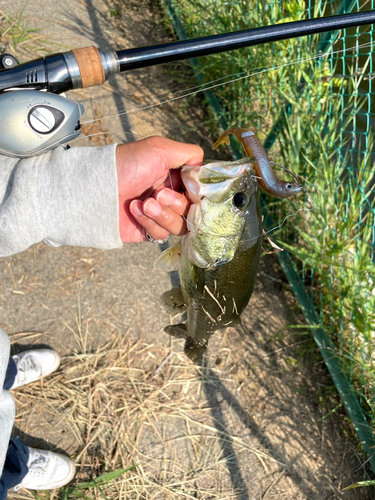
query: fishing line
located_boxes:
[168,169,175,192]
[269,161,302,186]
[80,39,374,128]
[183,207,314,246]
[74,37,369,246]
[269,160,314,205]
[72,130,146,143]
[168,68,249,95]
[155,57,291,97]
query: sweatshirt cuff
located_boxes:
[38,144,123,250]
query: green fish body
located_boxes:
[155,157,262,362]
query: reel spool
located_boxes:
[0,54,84,158]
[0,90,84,158]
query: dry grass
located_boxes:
[9,317,281,499]
[0,9,56,58]
[80,100,114,147]
[1,2,371,496]
[5,247,370,499]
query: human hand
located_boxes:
[116,137,204,243]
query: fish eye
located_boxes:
[286,183,293,190]
[233,192,248,209]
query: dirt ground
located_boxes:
[1,0,374,498]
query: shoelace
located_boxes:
[14,452,49,491]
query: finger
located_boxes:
[143,198,187,236]
[130,200,170,241]
[155,188,190,217]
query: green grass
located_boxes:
[277,90,375,415]
[0,7,53,57]
[28,467,138,500]
[344,480,375,490]
[163,0,375,454]
[167,0,332,142]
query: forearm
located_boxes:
[0,145,123,257]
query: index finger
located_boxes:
[155,137,204,169]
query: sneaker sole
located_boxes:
[40,350,61,378]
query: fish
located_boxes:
[155,156,263,362]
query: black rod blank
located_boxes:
[115,10,375,72]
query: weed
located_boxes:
[162,0,375,436]
[0,7,52,58]
[29,468,137,500]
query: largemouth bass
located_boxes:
[155,157,263,362]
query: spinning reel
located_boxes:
[0,10,373,158]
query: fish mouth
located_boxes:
[181,157,254,204]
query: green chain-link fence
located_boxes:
[164,0,375,472]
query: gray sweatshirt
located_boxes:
[0,144,123,476]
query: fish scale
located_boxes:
[155,156,263,362]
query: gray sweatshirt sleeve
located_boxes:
[0,144,123,257]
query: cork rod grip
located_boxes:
[72,46,105,88]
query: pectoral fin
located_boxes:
[164,323,188,339]
[161,288,186,316]
[154,244,182,272]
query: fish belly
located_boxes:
[181,240,262,345]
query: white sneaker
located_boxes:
[14,447,76,491]
[10,349,61,390]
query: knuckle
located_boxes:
[194,145,204,158]
[145,135,162,147]
[146,136,169,163]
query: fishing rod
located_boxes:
[0,10,374,157]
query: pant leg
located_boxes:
[0,437,29,500]
[0,328,16,479]
[3,358,17,391]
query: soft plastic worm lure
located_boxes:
[213,126,303,199]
